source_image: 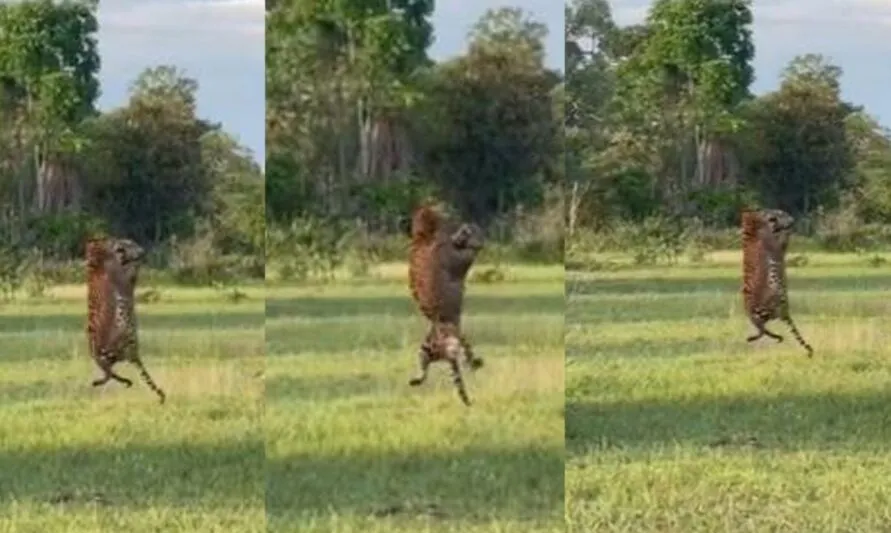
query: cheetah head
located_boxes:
[450,222,485,251]
[110,238,145,267]
[86,236,145,269]
[760,208,794,236]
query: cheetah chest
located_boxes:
[763,256,788,308]
[113,291,137,341]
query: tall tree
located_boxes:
[564,0,621,231]
[266,0,434,220]
[740,55,855,217]
[614,0,754,209]
[80,67,214,244]
[0,0,100,215]
[414,7,559,222]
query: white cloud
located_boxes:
[97,0,264,76]
[100,0,262,37]
[94,0,265,158]
[757,0,891,28]
[611,0,891,29]
[430,0,564,69]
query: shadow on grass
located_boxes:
[0,312,263,334]
[265,294,564,321]
[0,441,264,509]
[266,445,563,524]
[567,274,891,297]
[566,389,891,454]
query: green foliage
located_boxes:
[0,3,263,282]
[266,218,351,282]
[351,171,438,230]
[80,67,214,244]
[566,0,891,248]
[413,8,559,222]
[266,0,435,223]
[267,1,561,259]
[165,223,264,286]
[740,57,855,216]
[0,0,100,124]
[488,186,565,263]
[0,246,38,301]
[22,212,106,259]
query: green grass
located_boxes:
[266,264,565,533]
[565,251,891,532]
[0,283,265,532]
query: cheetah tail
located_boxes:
[132,358,167,404]
[782,316,814,358]
[448,359,472,406]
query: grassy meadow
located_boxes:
[566,250,891,532]
[0,283,265,532]
[265,263,565,533]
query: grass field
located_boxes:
[265,263,565,533]
[566,251,891,532]
[0,284,265,532]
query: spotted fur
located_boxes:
[86,237,166,402]
[741,208,813,357]
[409,322,478,405]
[407,203,485,404]
[408,203,484,323]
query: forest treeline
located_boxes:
[567,0,891,261]
[0,0,263,291]
[266,1,564,278]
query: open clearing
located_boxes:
[0,284,265,532]
[565,251,891,532]
[265,263,565,533]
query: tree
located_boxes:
[80,67,214,244]
[0,0,100,215]
[564,0,621,230]
[265,0,434,221]
[413,7,559,223]
[614,0,754,209]
[740,55,855,217]
[201,130,265,255]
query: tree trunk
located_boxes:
[35,152,81,213]
[568,181,579,238]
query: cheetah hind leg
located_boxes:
[782,315,814,358]
[746,319,784,343]
[92,358,133,388]
[460,334,483,370]
[130,358,166,404]
[442,335,472,406]
[409,341,432,387]
[448,358,471,406]
[91,373,132,388]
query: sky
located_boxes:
[428,0,565,71]
[609,0,891,128]
[96,0,264,164]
